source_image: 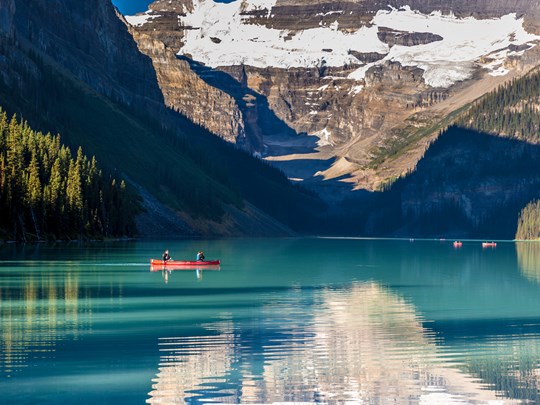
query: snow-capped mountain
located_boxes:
[171,2,536,87]
[125,0,540,191]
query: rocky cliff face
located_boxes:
[128,28,245,144]
[124,0,540,193]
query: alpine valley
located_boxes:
[127,0,540,190]
[1,0,540,239]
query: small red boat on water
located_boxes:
[150,259,220,267]
[482,242,497,248]
[453,241,462,248]
[150,259,220,272]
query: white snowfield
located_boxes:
[129,0,539,88]
[125,10,161,27]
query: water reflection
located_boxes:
[147,282,502,404]
[151,267,220,283]
[461,334,540,403]
[516,242,540,284]
[0,265,88,377]
[0,253,129,381]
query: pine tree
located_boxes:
[26,154,42,208]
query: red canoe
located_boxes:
[150,259,221,266]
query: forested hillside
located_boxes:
[0,111,137,241]
[458,68,540,142]
[358,126,540,239]
[457,67,540,239]
[516,200,540,240]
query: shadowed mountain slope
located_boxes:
[365,127,540,239]
[0,0,325,237]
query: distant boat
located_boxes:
[482,242,497,248]
[453,241,462,248]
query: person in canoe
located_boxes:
[162,250,172,262]
[196,251,205,261]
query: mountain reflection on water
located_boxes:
[147,282,502,404]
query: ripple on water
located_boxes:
[146,281,516,404]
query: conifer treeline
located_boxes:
[0,110,138,241]
[516,200,540,240]
[457,69,540,142]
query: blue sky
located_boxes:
[111,0,152,15]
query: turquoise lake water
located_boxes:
[2,238,540,404]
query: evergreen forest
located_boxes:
[516,200,540,240]
[0,110,138,241]
[458,68,540,143]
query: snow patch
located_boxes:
[348,65,372,81]
[244,0,277,12]
[348,7,539,87]
[177,1,540,88]
[480,45,533,78]
[316,11,344,17]
[349,85,364,95]
[125,10,160,27]
[315,128,332,146]
[178,0,383,68]
[323,76,347,81]
[244,0,276,18]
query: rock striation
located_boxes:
[128,27,246,144]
